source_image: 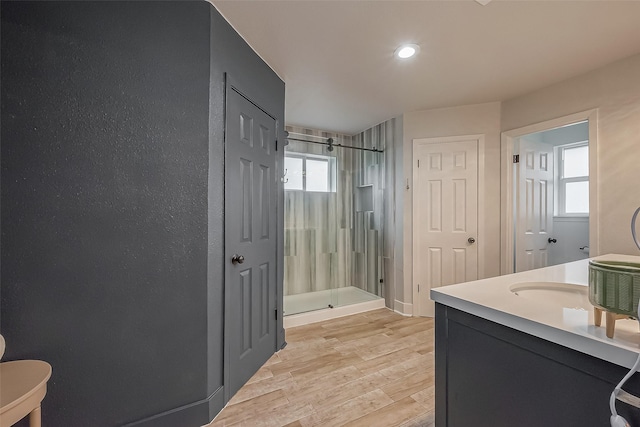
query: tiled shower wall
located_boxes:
[355,119,397,307]
[284,119,397,305]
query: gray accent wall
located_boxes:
[1,2,285,426]
[284,119,397,306]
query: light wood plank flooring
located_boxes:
[209,308,435,427]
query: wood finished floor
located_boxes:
[209,308,435,427]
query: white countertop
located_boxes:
[431,254,640,369]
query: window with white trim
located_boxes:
[284,154,336,192]
[556,142,589,216]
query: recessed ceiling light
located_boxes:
[395,44,420,59]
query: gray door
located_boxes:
[225,86,278,398]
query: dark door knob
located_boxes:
[468,237,476,244]
[548,238,557,244]
[231,254,245,265]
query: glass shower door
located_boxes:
[282,145,338,316]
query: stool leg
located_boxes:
[594,307,602,327]
[29,405,41,427]
[606,312,617,339]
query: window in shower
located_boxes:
[284,154,336,192]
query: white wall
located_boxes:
[549,217,590,265]
[502,53,640,256]
[400,102,502,306]
[393,116,405,307]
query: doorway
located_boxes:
[501,110,598,274]
[412,135,485,317]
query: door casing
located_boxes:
[500,110,599,275]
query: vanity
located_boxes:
[432,254,640,427]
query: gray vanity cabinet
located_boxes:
[435,304,640,426]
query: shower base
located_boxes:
[283,286,385,328]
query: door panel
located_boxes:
[259,263,269,338]
[453,179,467,231]
[429,248,442,287]
[429,180,442,231]
[239,269,252,354]
[225,87,277,399]
[240,158,253,241]
[259,166,270,239]
[453,249,466,283]
[515,139,553,272]
[414,139,479,317]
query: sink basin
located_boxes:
[509,282,591,310]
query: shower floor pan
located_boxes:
[284,286,385,328]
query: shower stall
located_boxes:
[283,125,390,321]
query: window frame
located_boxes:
[555,141,589,217]
[284,153,337,193]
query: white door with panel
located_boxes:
[414,138,478,317]
[514,139,554,272]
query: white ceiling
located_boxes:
[212,1,640,135]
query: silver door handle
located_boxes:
[468,237,476,244]
[231,254,245,265]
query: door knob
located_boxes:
[468,237,476,244]
[231,254,245,265]
[548,238,557,244]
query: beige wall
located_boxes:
[502,53,640,256]
[400,102,502,306]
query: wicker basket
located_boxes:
[588,260,640,317]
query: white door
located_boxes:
[413,138,478,317]
[514,138,554,272]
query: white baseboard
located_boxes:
[393,300,413,316]
[284,298,386,329]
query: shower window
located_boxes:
[284,156,304,190]
[284,154,336,192]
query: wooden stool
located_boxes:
[0,360,52,427]
[594,307,633,339]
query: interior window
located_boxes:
[562,145,589,178]
[557,142,589,215]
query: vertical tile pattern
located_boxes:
[283,120,397,307]
[352,119,397,301]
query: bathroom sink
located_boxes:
[509,282,591,310]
